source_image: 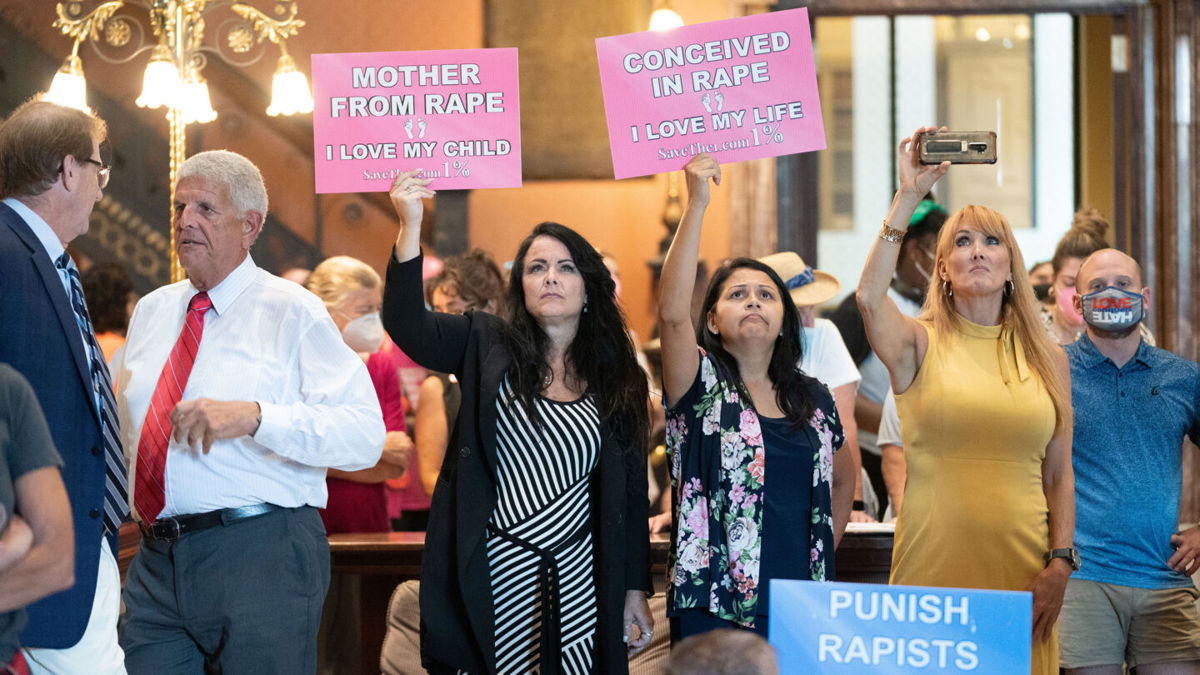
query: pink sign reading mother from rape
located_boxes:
[595,8,824,180]
[311,48,521,193]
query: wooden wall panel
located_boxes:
[486,0,647,179]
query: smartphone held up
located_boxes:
[918,131,998,165]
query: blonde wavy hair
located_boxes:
[922,205,1071,434]
[306,255,381,309]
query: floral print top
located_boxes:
[665,348,843,626]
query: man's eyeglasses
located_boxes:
[78,157,111,189]
[73,157,111,189]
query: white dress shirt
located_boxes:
[114,254,384,519]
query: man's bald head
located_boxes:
[1076,248,1144,293]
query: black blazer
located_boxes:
[0,202,111,648]
[383,251,652,675]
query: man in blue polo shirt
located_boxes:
[1060,249,1200,673]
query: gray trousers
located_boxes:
[120,506,330,675]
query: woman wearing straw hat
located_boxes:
[759,252,872,522]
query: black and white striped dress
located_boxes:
[486,376,600,674]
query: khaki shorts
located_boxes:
[1059,578,1200,669]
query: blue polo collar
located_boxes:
[1075,332,1158,370]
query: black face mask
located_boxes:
[1032,283,1052,303]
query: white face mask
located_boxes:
[342,312,384,353]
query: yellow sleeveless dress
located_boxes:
[892,318,1058,674]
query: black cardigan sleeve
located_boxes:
[383,249,473,375]
[624,442,653,594]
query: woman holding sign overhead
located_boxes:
[856,127,1075,674]
[382,171,653,675]
[658,152,854,640]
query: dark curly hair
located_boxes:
[504,222,648,451]
[698,257,816,427]
[425,248,506,315]
[81,262,133,334]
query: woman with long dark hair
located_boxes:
[658,154,854,640]
[382,171,653,674]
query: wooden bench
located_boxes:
[328,529,895,674]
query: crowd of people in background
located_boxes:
[0,97,1197,675]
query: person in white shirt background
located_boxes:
[113,150,384,674]
[877,390,905,520]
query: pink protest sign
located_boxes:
[311,48,521,193]
[595,9,825,180]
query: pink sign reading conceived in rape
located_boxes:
[595,9,825,180]
[311,48,521,193]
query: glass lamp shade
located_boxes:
[649,7,684,31]
[136,46,181,109]
[179,75,217,124]
[45,55,89,111]
[267,54,314,116]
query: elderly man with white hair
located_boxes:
[113,150,384,674]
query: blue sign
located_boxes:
[769,580,1031,674]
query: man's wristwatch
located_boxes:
[851,500,866,511]
[1045,547,1080,571]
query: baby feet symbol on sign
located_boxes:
[714,91,725,111]
[417,119,428,139]
[403,118,415,140]
[701,93,713,113]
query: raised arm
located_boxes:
[856,127,948,393]
[382,171,473,375]
[390,170,434,264]
[659,154,721,407]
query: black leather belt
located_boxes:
[139,503,283,542]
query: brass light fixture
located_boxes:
[48,1,313,281]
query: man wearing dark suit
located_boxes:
[0,98,128,674]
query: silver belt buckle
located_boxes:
[150,517,181,542]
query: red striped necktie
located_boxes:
[134,292,212,523]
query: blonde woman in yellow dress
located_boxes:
[856,127,1076,674]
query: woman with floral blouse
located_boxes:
[657,153,855,639]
